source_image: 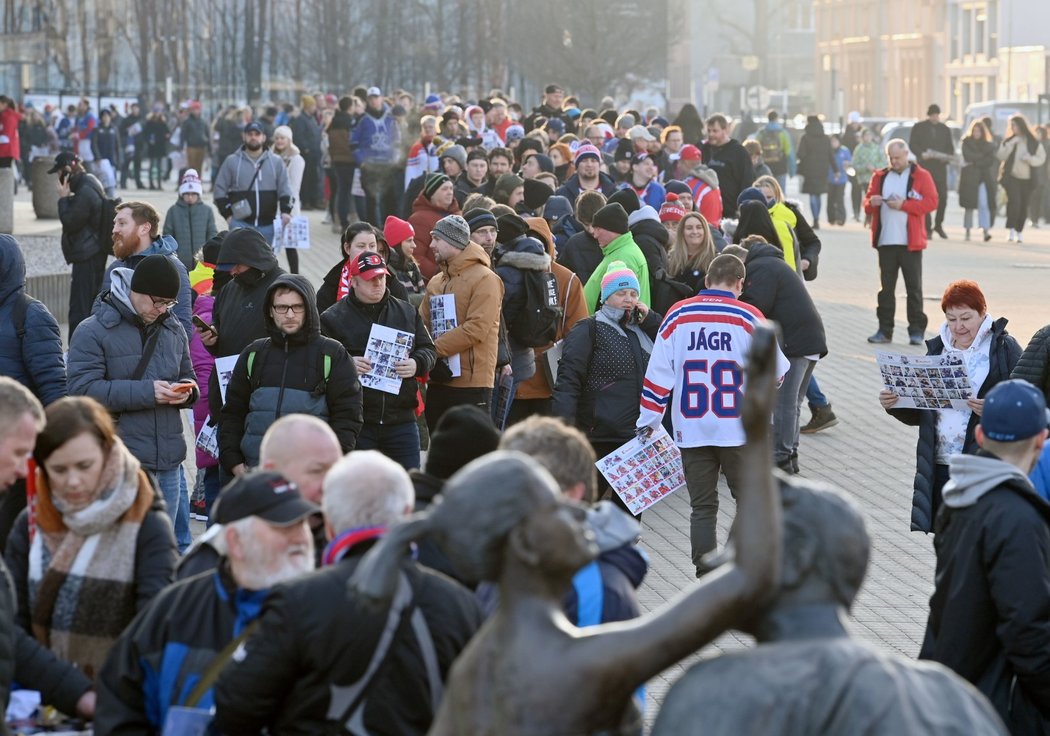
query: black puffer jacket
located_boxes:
[552,309,662,443]
[739,241,827,358]
[219,274,362,471]
[213,547,482,736]
[920,453,1050,733]
[320,290,436,426]
[888,318,1022,533]
[206,231,286,419]
[557,230,604,286]
[1011,323,1050,401]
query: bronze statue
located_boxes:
[351,325,783,736]
[652,477,1008,735]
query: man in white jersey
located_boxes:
[637,254,788,577]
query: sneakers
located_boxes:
[321,211,332,225]
[909,333,925,346]
[190,497,207,522]
[1008,228,1017,242]
[867,331,892,344]
[776,458,799,475]
[801,404,838,433]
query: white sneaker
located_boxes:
[1017,232,1024,244]
[1008,228,1017,242]
[321,212,332,225]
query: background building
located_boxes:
[667,0,817,117]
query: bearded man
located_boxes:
[94,471,318,732]
[97,200,193,335]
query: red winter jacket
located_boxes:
[0,108,21,160]
[863,163,938,251]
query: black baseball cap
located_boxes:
[212,471,319,526]
[47,151,79,174]
[243,121,265,134]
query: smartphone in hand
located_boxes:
[171,382,195,394]
[192,315,216,334]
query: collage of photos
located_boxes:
[429,293,461,377]
[595,427,687,516]
[876,351,974,411]
[361,324,414,395]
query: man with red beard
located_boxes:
[98,201,193,335]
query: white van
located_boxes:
[963,100,1044,137]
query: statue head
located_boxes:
[733,476,869,638]
[350,451,598,606]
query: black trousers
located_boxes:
[876,246,927,337]
[360,162,399,226]
[68,248,110,338]
[424,384,492,434]
[1003,175,1033,232]
[925,163,948,231]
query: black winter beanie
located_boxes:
[425,405,501,480]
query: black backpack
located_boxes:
[511,269,562,348]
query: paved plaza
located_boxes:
[12,182,1050,717]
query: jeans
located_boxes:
[809,193,822,223]
[355,422,422,471]
[230,219,275,246]
[773,357,816,465]
[963,183,991,230]
[806,375,828,410]
[153,466,192,552]
[876,246,927,337]
[680,445,748,573]
[202,465,222,527]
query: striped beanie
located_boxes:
[600,260,640,304]
[423,173,451,200]
[431,214,471,250]
[659,193,686,224]
[463,208,498,234]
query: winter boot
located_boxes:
[800,404,839,433]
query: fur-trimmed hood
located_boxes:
[494,237,551,272]
[688,163,719,189]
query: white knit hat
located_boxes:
[179,169,203,196]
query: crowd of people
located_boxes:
[0,81,1050,734]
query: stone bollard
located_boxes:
[32,157,60,219]
[0,167,13,234]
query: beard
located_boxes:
[236,536,315,590]
[112,233,138,260]
[245,140,263,152]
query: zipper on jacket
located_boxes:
[275,341,289,418]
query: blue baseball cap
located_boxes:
[980,380,1050,442]
[243,121,264,134]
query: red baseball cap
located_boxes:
[679,144,702,162]
[349,252,389,280]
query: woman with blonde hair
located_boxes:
[272,125,305,273]
[668,211,718,294]
[753,174,821,281]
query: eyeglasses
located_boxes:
[150,296,178,309]
[272,303,306,315]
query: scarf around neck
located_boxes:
[29,439,153,678]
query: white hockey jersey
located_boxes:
[638,290,789,448]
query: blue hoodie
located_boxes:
[351,105,401,165]
[98,234,193,335]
